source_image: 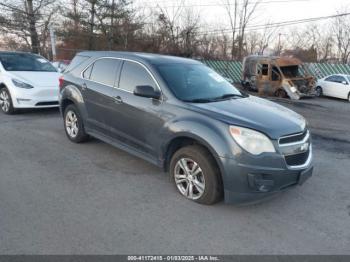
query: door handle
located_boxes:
[82,83,87,91]
[113,96,123,104]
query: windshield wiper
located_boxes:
[184,93,247,103]
[184,98,216,103]
[212,93,246,101]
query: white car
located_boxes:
[0,51,60,114]
[316,74,350,102]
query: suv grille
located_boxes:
[279,129,311,168]
[279,129,308,145]
[285,150,310,166]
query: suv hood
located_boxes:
[9,71,60,87]
[187,96,306,139]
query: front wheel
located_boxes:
[64,104,89,143]
[348,93,350,103]
[316,86,323,97]
[0,87,15,114]
[170,145,223,205]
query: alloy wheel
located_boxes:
[174,158,205,200]
[0,89,10,113]
[65,110,79,138]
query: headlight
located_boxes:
[229,126,275,155]
[12,79,34,89]
[290,86,297,92]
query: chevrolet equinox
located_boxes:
[59,52,313,205]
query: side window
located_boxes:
[337,76,346,83]
[262,64,269,75]
[325,75,336,82]
[82,64,93,79]
[65,55,90,72]
[119,61,157,92]
[90,58,121,86]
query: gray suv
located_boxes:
[59,51,313,205]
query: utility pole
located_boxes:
[49,24,57,61]
[277,33,282,56]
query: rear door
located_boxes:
[81,58,122,134]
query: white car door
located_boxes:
[335,75,350,99]
[322,76,335,96]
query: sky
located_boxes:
[133,0,350,32]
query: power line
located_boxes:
[196,12,350,35]
[139,0,310,9]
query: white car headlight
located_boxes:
[229,126,275,155]
[12,79,34,89]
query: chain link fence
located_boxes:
[202,60,350,83]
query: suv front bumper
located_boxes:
[219,153,313,204]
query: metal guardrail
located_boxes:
[202,60,350,82]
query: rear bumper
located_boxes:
[219,155,313,204]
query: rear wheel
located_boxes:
[316,86,323,97]
[64,104,89,143]
[170,145,223,205]
[348,93,350,103]
[0,87,15,114]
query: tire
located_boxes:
[275,89,287,98]
[170,145,223,205]
[348,93,350,103]
[316,86,323,97]
[0,87,15,114]
[63,104,89,143]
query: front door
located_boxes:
[256,63,272,96]
[106,60,164,158]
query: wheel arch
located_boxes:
[60,84,87,119]
[162,134,225,177]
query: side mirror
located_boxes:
[134,85,161,99]
[342,81,348,85]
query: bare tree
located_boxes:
[222,0,261,60]
[333,10,350,63]
[222,0,238,59]
[0,0,58,54]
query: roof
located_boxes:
[76,51,201,65]
[244,55,302,66]
[0,51,35,55]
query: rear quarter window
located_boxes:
[65,55,90,73]
[89,58,121,86]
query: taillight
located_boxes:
[59,76,64,89]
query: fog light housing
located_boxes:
[17,98,32,104]
[248,174,274,192]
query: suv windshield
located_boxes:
[0,53,57,72]
[157,63,244,102]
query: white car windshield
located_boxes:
[0,53,57,72]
